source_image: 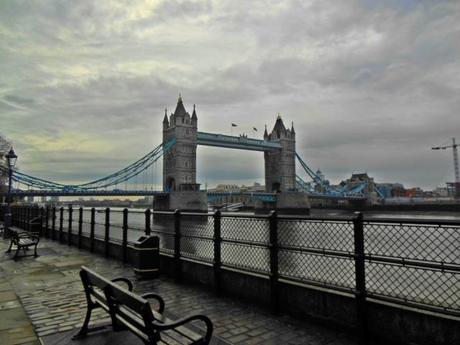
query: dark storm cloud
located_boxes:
[1,0,459,189]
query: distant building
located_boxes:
[446,182,460,198]
[376,183,405,198]
[405,187,424,198]
[49,196,60,203]
[212,184,240,192]
[433,187,449,197]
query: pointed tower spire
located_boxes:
[291,121,295,134]
[264,124,268,139]
[163,108,169,123]
[192,104,197,120]
[174,93,187,116]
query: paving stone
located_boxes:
[0,237,361,344]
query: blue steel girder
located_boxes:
[207,192,277,203]
[197,132,281,151]
[9,190,168,197]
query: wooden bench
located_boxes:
[74,266,214,344]
[5,226,40,259]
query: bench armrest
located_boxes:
[111,277,133,291]
[153,314,213,344]
[141,293,165,313]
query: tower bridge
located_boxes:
[157,96,309,213]
[2,95,371,210]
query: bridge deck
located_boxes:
[197,131,281,151]
[0,237,358,345]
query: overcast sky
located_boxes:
[1,0,459,189]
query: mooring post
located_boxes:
[78,207,83,249]
[145,209,151,236]
[269,210,279,314]
[174,209,182,282]
[105,207,110,257]
[122,208,128,263]
[353,211,367,344]
[68,205,73,246]
[90,208,95,252]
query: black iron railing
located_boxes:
[5,204,460,319]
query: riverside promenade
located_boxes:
[0,237,358,345]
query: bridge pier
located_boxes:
[255,191,310,215]
[153,191,208,212]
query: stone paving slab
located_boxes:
[0,237,360,345]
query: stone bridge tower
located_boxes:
[261,115,310,214]
[162,95,198,192]
[157,95,206,211]
[264,115,296,192]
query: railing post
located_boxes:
[19,206,23,228]
[174,209,181,282]
[269,210,279,313]
[68,205,73,246]
[353,211,367,343]
[59,207,64,242]
[23,206,26,230]
[45,207,50,238]
[39,207,44,236]
[122,208,128,263]
[145,209,151,236]
[27,206,31,231]
[78,207,83,249]
[51,207,56,240]
[105,207,110,257]
[213,210,222,293]
[90,208,95,252]
[21,206,25,228]
[28,206,32,231]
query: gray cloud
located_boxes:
[1,0,459,190]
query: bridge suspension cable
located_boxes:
[3,139,176,192]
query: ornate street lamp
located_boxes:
[3,148,17,238]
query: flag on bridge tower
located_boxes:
[253,127,257,131]
[231,123,237,127]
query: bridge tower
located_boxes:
[264,115,296,192]
[162,95,198,192]
[156,95,206,211]
[260,115,310,214]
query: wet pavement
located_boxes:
[0,237,359,345]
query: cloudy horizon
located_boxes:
[1,0,459,190]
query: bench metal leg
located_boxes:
[13,247,20,260]
[72,302,109,340]
[5,241,13,253]
[72,304,94,339]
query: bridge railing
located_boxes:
[5,204,459,320]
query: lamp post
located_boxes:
[3,148,17,238]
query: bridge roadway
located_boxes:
[8,189,366,201]
[197,131,282,151]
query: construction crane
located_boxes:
[432,138,459,197]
